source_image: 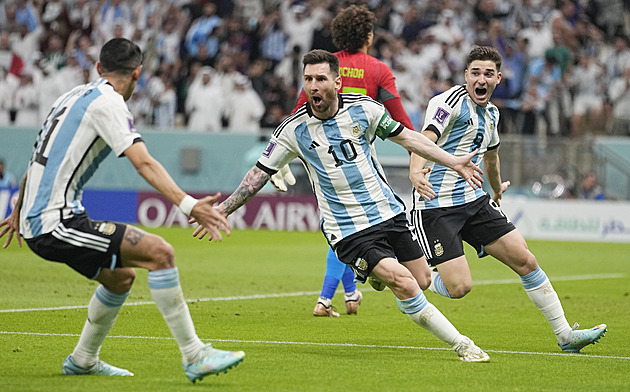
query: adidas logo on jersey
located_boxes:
[309,141,320,150]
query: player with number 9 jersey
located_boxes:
[413,84,500,210]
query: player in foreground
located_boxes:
[275,5,421,317]
[195,49,490,362]
[0,38,244,382]
[406,45,607,353]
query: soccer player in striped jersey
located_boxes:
[0,38,244,382]
[195,49,490,362]
[288,5,419,318]
[408,45,607,353]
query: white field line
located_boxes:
[0,273,626,314]
[0,331,628,361]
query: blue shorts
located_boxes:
[25,212,126,279]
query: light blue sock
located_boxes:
[520,267,547,289]
[71,285,129,367]
[520,267,571,340]
[431,271,452,298]
[398,292,429,314]
[148,267,204,364]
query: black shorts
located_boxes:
[410,194,515,267]
[334,213,424,283]
[25,212,126,280]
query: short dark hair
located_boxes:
[99,38,143,74]
[331,5,376,52]
[302,49,339,76]
[466,46,502,71]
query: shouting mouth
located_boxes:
[475,87,487,97]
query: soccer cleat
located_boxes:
[452,337,490,362]
[559,322,607,353]
[62,355,134,376]
[344,290,363,315]
[184,344,245,383]
[367,276,386,291]
[313,298,340,317]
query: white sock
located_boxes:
[71,285,129,368]
[521,267,571,343]
[398,292,462,346]
[148,267,204,364]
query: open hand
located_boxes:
[454,150,484,189]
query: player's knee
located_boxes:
[109,268,136,293]
[149,238,175,270]
[515,251,539,275]
[386,273,419,298]
[448,281,472,298]
[416,269,432,291]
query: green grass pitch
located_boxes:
[1,227,629,391]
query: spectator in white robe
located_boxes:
[186,66,224,132]
[225,74,265,134]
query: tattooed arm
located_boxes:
[220,166,271,215]
[193,166,271,240]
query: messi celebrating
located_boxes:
[195,49,490,362]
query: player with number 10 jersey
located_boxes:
[260,93,406,247]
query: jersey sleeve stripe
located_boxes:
[273,106,307,138]
[445,86,468,107]
[255,161,276,175]
[387,123,405,137]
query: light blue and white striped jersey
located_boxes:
[413,85,500,210]
[257,93,405,246]
[20,78,141,239]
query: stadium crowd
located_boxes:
[1,0,630,138]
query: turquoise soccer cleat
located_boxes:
[62,355,134,376]
[559,323,607,353]
[184,344,245,383]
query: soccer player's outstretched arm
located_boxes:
[124,142,230,240]
[192,165,271,240]
[408,129,439,201]
[0,172,27,248]
[390,128,484,189]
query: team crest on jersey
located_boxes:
[96,222,116,235]
[433,107,450,125]
[350,121,363,137]
[355,258,368,271]
[433,239,444,257]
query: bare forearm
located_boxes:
[409,150,428,175]
[485,155,502,193]
[393,130,455,169]
[221,166,270,216]
[14,172,28,211]
[125,142,187,206]
[137,158,186,205]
